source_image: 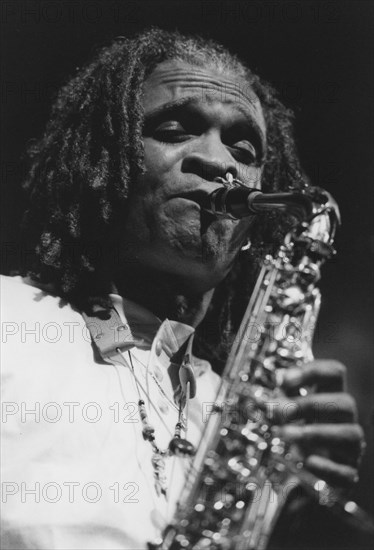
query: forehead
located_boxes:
[143,60,266,136]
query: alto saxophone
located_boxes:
[153,180,373,550]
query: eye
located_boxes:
[228,140,258,165]
[153,121,191,143]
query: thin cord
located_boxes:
[129,351,179,412]
[128,348,195,467]
[121,349,174,438]
[118,349,195,496]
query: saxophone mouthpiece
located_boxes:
[207,186,262,219]
[179,186,261,220]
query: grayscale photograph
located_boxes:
[1,1,373,549]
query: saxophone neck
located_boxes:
[203,183,341,246]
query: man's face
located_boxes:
[121,60,266,292]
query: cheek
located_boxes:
[142,139,178,191]
[153,200,201,251]
[240,166,263,189]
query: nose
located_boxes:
[181,131,238,182]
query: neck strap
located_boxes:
[82,306,148,363]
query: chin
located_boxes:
[177,251,236,294]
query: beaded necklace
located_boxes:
[126,349,196,498]
[82,306,197,498]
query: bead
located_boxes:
[158,402,169,415]
[154,364,163,382]
[169,437,196,457]
[151,454,166,470]
[155,340,162,356]
[142,424,155,441]
[138,405,148,423]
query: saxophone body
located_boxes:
[155,184,371,550]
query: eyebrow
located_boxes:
[144,96,266,159]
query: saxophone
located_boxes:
[153,180,373,550]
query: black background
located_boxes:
[1,0,373,516]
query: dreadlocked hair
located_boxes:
[20,27,308,368]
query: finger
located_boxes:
[275,423,364,466]
[281,360,346,394]
[305,454,359,488]
[269,393,358,424]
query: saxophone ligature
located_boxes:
[151,176,373,550]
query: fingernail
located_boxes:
[283,368,303,387]
[271,426,281,437]
[275,370,284,387]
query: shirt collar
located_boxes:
[109,293,195,352]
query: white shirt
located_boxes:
[1,276,221,549]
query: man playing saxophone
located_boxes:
[1,28,367,549]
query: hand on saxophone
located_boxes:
[269,360,365,492]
